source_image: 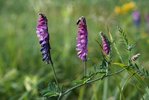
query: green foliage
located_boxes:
[118,26,129,47]
[41,82,60,98]
[130,62,149,78]
[0,0,149,100]
[142,87,149,100]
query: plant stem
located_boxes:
[84,61,87,77]
[60,68,125,98]
[102,69,108,100]
[120,73,135,100]
[108,30,124,63]
[51,64,60,90]
[103,78,108,100]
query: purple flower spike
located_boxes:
[36,13,53,65]
[100,32,110,55]
[132,11,141,27]
[76,16,88,61]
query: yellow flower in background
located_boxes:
[115,6,122,14]
[114,1,136,15]
[122,1,136,13]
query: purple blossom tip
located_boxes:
[100,32,110,55]
[36,13,53,64]
[76,16,88,61]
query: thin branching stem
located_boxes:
[59,68,126,99]
[102,68,109,100]
[108,30,124,63]
[51,64,60,90]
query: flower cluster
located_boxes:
[36,15,111,63]
[100,32,110,55]
[76,16,88,61]
[36,13,53,64]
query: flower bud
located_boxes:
[100,32,110,55]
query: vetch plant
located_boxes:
[36,14,149,100]
[36,13,60,94]
[76,16,88,76]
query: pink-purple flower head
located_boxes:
[36,13,53,65]
[76,16,88,61]
[100,32,110,55]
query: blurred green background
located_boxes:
[0,0,149,100]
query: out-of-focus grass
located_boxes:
[0,0,149,99]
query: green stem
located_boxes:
[59,68,125,98]
[84,61,87,77]
[102,69,108,100]
[103,78,108,100]
[114,51,131,100]
[113,43,124,63]
[108,30,124,63]
[120,73,135,100]
[51,64,60,90]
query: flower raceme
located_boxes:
[100,32,110,55]
[36,13,53,65]
[76,16,88,61]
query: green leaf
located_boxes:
[132,63,149,78]
[72,79,85,85]
[43,91,59,97]
[41,82,60,98]
[127,69,146,89]
[112,62,127,68]
[118,26,129,47]
[134,63,139,70]
[127,43,136,51]
[72,77,91,85]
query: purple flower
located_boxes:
[36,13,53,64]
[132,11,141,27]
[76,16,88,61]
[100,32,110,55]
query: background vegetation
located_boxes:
[0,0,149,100]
